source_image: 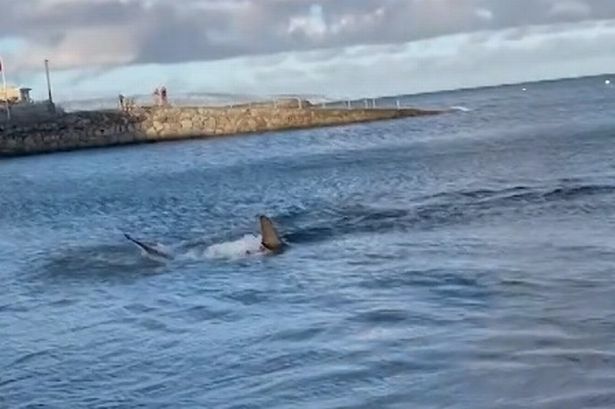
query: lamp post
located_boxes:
[44,59,55,112]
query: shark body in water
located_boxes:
[123,233,174,261]
[124,215,284,260]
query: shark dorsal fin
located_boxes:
[259,215,283,251]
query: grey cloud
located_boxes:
[2,0,615,70]
[244,21,615,97]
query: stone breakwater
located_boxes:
[0,103,443,157]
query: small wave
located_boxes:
[36,244,165,281]
[450,105,472,112]
[476,183,615,205]
[203,234,263,260]
[281,181,615,245]
[426,183,615,205]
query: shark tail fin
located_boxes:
[259,215,283,251]
[124,233,143,247]
[123,233,149,252]
[123,232,173,260]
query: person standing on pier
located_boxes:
[118,94,125,111]
[160,86,168,106]
[153,87,160,106]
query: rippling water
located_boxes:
[3,76,615,408]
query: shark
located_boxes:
[124,215,284,260]
[123,233,174,261]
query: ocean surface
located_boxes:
[2,76,615,409]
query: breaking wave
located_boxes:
[450,105,472,112]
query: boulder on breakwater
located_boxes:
[0,101,443,157]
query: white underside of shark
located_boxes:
[124,215,284,261]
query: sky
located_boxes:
[1,0,615,101]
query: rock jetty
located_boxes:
[0,100,443,157]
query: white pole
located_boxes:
[0,56,10,121]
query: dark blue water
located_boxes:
[3,76,615,409]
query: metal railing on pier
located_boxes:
[1,93,419,126]
[55,93,414,113]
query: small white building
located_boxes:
[0,86,33,104]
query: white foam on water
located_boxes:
[203,234,264,260]
[450,105,472,112]
[154,243,172,253]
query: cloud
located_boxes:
[25,18,615,101]
[2,0,615,71]
[549,0,592,19]
[2,0,615,99]
[288,4,328,40]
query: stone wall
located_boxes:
[0,104,442,157]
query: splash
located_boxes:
[203,234,264,260]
